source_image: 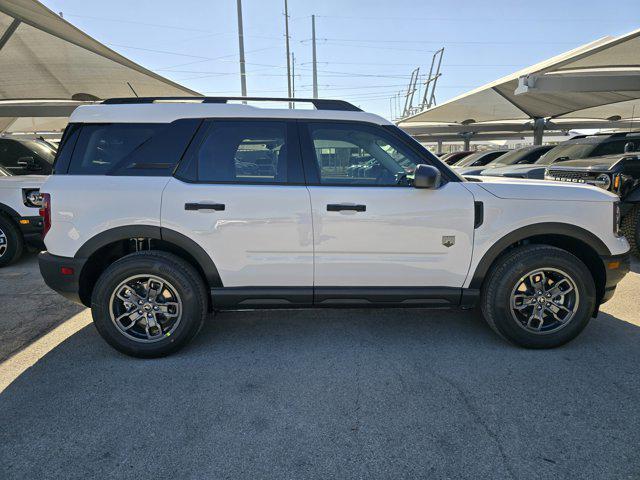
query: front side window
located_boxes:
[307,123,420,186]
[196,121,291,183]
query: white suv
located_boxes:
[38,97,631,357]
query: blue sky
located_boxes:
[42,0,640,117]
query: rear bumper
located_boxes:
[18,216,45,250]
[600,251,631,304]
[38,252,87,305]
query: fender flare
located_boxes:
[625,186,640,203]
[74,225,223,287]
[468,222,611,289]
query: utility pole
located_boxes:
[291,52,296,98]
[311,14,318,99]
[284,0,292,106]
[236,0,247,97]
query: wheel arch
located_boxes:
[75,225,222,307]
[470,223,609,304]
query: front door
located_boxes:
[300,121,475,289]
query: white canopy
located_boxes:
[401,29,640,126]
[0,0,199,133]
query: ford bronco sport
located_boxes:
[38,97,630,357]
[545,142,640,257]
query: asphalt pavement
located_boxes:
[1,254,639,479]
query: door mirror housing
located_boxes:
[413,164,441,189]
[17,156,41,171]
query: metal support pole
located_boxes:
[291,52,295,99]
[312,15,318,99]
[0,19,21,52]
[461,132,473,150]
[437,140,443,154]
[236,0,247,97]
[284,0,292,107]
[533,118,545,145]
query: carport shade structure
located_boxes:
[0,0,200,133]
[399,29,640,147]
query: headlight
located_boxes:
[594,174,611,190]
[23,189,42,208]
[614,202,621,236]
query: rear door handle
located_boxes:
[185,202,225,211]
[327,204,366,212]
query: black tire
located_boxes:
[481,245,596,349]
[620,204,640,258]
[91,250,208,358]
[0,214,24,268]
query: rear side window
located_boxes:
[191,120,303,184]
[65,120,200,176]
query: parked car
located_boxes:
[0,138,56,175]
[545,145,640,256]
[451,149,508,169]
[0,170,46,267]
[441,150,474,165]
[457,145,553,177]
[484,132,640,179]
[39,97,629,357]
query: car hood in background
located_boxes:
[480,164,546,179]
[456,166,490,176]
[0,174,48,189]
[470,176,617,202]
[545,155,633,171]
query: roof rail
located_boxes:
[101,96,362,112]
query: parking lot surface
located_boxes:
[1,254,639,479]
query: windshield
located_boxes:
[455,151,486,167]
[23,141,57,164]
[492,149,532,166]
[536,142,595,165]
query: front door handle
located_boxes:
[185,202,225,211]
[327,204,366,212]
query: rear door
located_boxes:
[300,121,475,290]
[161,119,314,294]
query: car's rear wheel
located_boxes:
[91,251,208,358]
[0,215,24,268]
[481,245,596,348]
[620,204,639,258]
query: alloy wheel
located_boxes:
[0,227,7,258]
[108,274,183,343]
[510,268,579,334]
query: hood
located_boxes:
[456,166,488,176]
[546,155,636,171]
[0,174,48,189]
[480,164,546,179]
[474,176,617,202]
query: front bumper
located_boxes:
[38,252,87,305]
[18,216,45,250]
[600,251,631,304]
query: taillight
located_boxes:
[39,193,51,239]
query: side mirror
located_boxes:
[624,142,636,153]
[17,156,41,171]
[413,164,441,189]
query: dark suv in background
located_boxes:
[545,138,640,256]
[0,138,56,176]
[484,132,640,179]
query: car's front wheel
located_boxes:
[91,251,208,357]
[481,245,596,348]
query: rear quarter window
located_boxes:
[63,119,201,176]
